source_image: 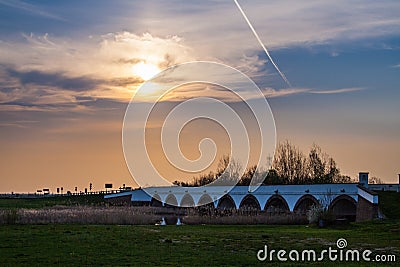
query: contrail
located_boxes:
[233,0,292,87]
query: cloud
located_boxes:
[0,0,65,21]
[392,64,400,68]
[0,0,391,111]
[139,84,364,103]
[309,87,365,94]
[233,0,291,87]
[0,32,197,110]
[0,55,366,111]
[0,32,194,78]
[5,68,102,92]
[80,0,398,86]
[263,88,311,98]
[263,87,365,98]
[121,0,400,58]
[0,120,39,129]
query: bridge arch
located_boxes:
[264,195,290,214]
[180,194,195,207]
[198,194,214,207]
[329,194,357,221]
[217,194,236,210]
[165,194,178,207]
[293,194,318,214]
[239,194,261,210]
[150,194,163,207]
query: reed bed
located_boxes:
[0,206,307,225]
[0,206,160,225]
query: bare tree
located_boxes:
[308,144,326,183]
[174,155,243,187]
[370,176,383,184]
[333,175,353,183]
[175,141,344,186]
[213,156,242,186]
[273,140,308,184]
[272,141,341,184]
[308,144,340,183]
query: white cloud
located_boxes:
[119,0,400,58]
[0,0,393,110]
[0,32,197,108]
[310,87,365,94]
[1,32,194,79]
[263,87,365,98]
[149,86,364,102]
[263,88,311,98]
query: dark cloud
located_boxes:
[0,100,86,111]
[0,87,17,93]
[0,65,138,111]
[117,54,177,72]
[116,58,142,65]
[2,101,36,107]
[106,77,142,87]
[158,53,176,69]
[75,96,96,102]
[5,67,102,92]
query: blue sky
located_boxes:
[0,0,399,192]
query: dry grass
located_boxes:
[0,206,307,225]
[0,206,161,225]
[182,213,307,225]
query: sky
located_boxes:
[0,0,399,193]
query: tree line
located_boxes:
[173,140,354,187]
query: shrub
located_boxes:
[307,204,322,224]
[1,209,19,225]
[307,204,336,226]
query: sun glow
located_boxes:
[132,62,161,81]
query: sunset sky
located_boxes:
[0,0,399,193]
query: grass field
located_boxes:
[0,221,399,266]
[0,194,105,209]
[378,191,400,220]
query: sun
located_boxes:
[132,62,161,81]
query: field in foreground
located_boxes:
[0,221,399,266]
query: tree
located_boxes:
[272,140,342,184]
[211,156,243,186]
[273,140,308,184]
[370,176,383,184]
[238,165,258,186]
[308,144,340,184]
[173,155,245,187]
[308,144,326,183]
[172,141,345,186]
[334,175,353,183]
[324,157,340,184]
[262,169,281,185]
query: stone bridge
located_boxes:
[105,176,379,222]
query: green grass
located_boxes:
[0,221,398,266]
[0,194,105,209]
